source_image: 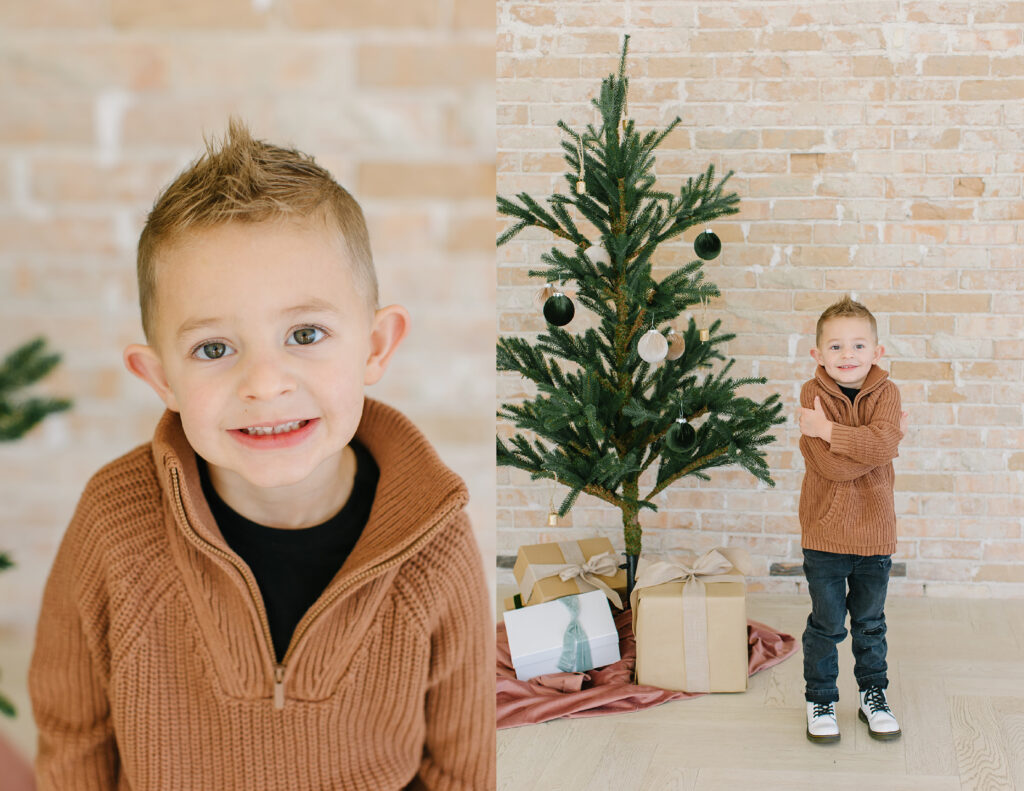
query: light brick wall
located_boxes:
[497,1,1024,597]
[0,0,497,629]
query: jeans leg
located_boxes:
[848,554,891,690]
[802,549,850,703]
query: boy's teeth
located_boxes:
[241,420,306,436]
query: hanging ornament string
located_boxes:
[547,476,558,526]
[699,295,710,342]
[620,85,629,132]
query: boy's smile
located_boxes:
[124,218,408,528]
[810,316,884,390]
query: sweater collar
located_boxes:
[814,362,889,398]
[151,397,469,582]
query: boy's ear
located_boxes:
[874,344,885,361]
[364,304,411,385]
[809,347,822,364]
[123,344,181,412]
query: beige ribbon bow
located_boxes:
[629,547,751,692]
[518,541,624,609]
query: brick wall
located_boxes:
[0,0,496,628]
[497,1,1024,596]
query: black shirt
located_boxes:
[839,385,860,405]
[197,440,379,662]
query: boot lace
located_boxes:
[863,686,890,714]
[812,702,834,718]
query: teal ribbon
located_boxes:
[557,596,592,673]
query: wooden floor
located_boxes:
[4,595,1024,788]
[497,593,1024,791]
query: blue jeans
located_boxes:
[802,548,891,704]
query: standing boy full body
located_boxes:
[797,296,908,744]
[28,120,495,790]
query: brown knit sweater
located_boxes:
[798,364,903,556]
[29,399,495,790]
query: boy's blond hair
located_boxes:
[136,117,377,344]
[816,295,877,346]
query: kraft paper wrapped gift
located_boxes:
[502,589,621,681]
[513,537,627,609]
[630,547,751,693]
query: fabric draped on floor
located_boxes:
[497,608,797,729]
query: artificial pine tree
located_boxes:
[0,336,71,716]
[497,37,785,592]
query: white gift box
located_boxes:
[503,589,621,681]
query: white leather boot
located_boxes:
[858,686,901,740]
[806,701,840,743]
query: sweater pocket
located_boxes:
[817,480,850,531]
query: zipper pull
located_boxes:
[273,664,285,710]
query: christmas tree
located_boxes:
[0,336,71,717]
[496,37,785,591]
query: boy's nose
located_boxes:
[236,354,296,400]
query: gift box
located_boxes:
[513,537,627,609]
[630,547,751,693]
[503,589,621,681]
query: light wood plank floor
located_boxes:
[498,593,1024,791]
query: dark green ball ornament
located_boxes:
[665,419,696,453]
[543,292,574,326]
[694,229,722,260]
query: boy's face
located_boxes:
[810,316,883,390]
[124,218,408,494]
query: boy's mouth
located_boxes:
[237,419,311,436]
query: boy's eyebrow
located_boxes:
[175,299,340,341]
[824,337,870,343]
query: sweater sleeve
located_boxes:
[828,382,902,467]
[28,487,119,790]
[410,511,496,791]
[798,381,878,482]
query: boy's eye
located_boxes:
[288,326,326,345]
[194,341,232,360]
[830,345,839,350]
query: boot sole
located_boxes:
[806,728,840,744]
[858,708,902,740]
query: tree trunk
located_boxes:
[624,553,639,598]
[621,480,642,597]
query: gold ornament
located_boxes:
[699,295,710,342]
[666,328,685,360]
[532,283,555,310]
[547,511,558,526]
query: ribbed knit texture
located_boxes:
[28,398,495,791]
[798,365,903,556]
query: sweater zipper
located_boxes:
[168,465,461,711]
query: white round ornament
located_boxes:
[638,329,669,363]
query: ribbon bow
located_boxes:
[519,542,624,609]
[629,546,750,693]
[556,595,593,673]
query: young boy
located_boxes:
[797,295,908,744]
[28,119,495,790]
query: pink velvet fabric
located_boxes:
[0,732,35,791]
[497,608,797,729]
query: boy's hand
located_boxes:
[799,396,833,443]
[899,410,909,438]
